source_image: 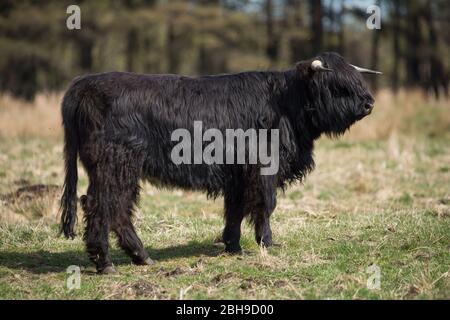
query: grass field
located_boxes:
[0,90,449,299]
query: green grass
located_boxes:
[0,131,449,299]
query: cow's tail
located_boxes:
[60,86,80,239]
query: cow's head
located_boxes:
[296,52,381,136]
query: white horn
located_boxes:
[350,64,382,75]
[311,60,333,72]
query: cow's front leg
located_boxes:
[222,187,245,254]
[253,175,277,248]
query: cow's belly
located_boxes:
[141,158,229,195]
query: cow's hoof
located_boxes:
[259,241,274,248]
[224,246,243,255]
[133,257,155,266]
[256,236,274,248]
[98,265,117,274]
[230,250,243,256]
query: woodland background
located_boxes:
[0,0,449,101]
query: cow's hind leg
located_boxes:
[113,218,153,266]
[106,144,151,266]
[82,142,149,273]
[112,184,153,266]
[82,181,115,274]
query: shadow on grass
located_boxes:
[0,240,223,274]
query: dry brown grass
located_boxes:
[347,89,450,140]
[0,184,60,224]
[0,93,63,139]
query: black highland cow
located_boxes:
[60,52,380,273]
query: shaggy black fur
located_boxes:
[60,52,375,272]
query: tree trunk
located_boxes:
[370,30,381,92]
[166,17,178,74]
[265,0,278,65]
[337,1,346,56]
[391,0,401,93]
[404,3,422,87]
[126,28,138,72]
[423,0,448,97]
[78,37,93,71]
[310,0,323,55]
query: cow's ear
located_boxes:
[310,60,333,72]
[295,60,333,79]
